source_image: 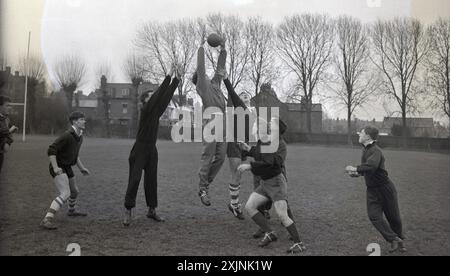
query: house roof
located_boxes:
[383,117,434,128]
[286,103,322,112]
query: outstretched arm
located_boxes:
[212,46,227,85]
[224,78,246,109]
[157,77,180,117]
[196,45,208,97]
[143,75,172,113]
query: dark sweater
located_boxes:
[356,142,392,188]
[48,128,83,167]
[223,78,253,142]
[244,139,287,180]
[0,114,13,154]
[136,76,179,144]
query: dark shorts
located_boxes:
[255,174,288,202]
[49,164,74,179]
[227,142,245,160]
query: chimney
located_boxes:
[101,75,107,88]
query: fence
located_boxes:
[284,132,450,150]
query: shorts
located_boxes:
[49,164,74,179]
[255,174,288,202]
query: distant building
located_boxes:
[381,117,434,138]
[251,83,323,133]
[0,66,26,102]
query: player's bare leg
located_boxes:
[40,174,71,230]
[246,192,278,247]
[273,200,306,254]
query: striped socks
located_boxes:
[229,183,240,207]
[45,197,65,219]
[68,197,77,213]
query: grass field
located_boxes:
[0,136,449,256]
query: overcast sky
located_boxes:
[2,0,450,121]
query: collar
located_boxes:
[71,126,83,137]
[363,140,376,148]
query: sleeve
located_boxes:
[357,148,382,175]
[196,46,207,96]
[1,119,13,145]
[223,78,246,109]
[143,75,172,113]
[0,121,9,137]
[157,77,180,117]
[48,133,68,157]
[211,49,227,85]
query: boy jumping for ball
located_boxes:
[192,36,228,206]
[346,126,406,253]
[40,111,90,230]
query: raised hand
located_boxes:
[237,164,251,173]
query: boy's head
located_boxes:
[140,90,153,106]
[69,111,86,130]
[239,92,252,107]
[358,126,379,144]
[0,95,11,115]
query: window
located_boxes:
[122,89,130,97]
[122,103,128,114]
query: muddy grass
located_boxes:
[0,136,449,256]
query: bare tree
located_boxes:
[53,55,87,112]
[332,16,378,144]
[245,17,278,97]
[19,54,46,133]
[370,18,428,145]
[205,13,251,89]
[124,52,145,138]
[277,14,334,134]
[426,18,450,138]
[135,19,196,106]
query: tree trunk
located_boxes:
[448,114,450,139]
[347,107,352,146]
[306,102,312,134]
[64,89,75,113]
[131,84,139,139]
[402,108,408,148]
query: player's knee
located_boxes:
[245,200,258,216]
[368,214,382,223]
[59,190,71,202]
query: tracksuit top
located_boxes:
[136,76,179,144]
[357,142,392,188]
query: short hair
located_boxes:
[140,91,151,104]
[69,111,85,125]
[363,126,379,140]
[0,95,11,106]
[191,72,198,85]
